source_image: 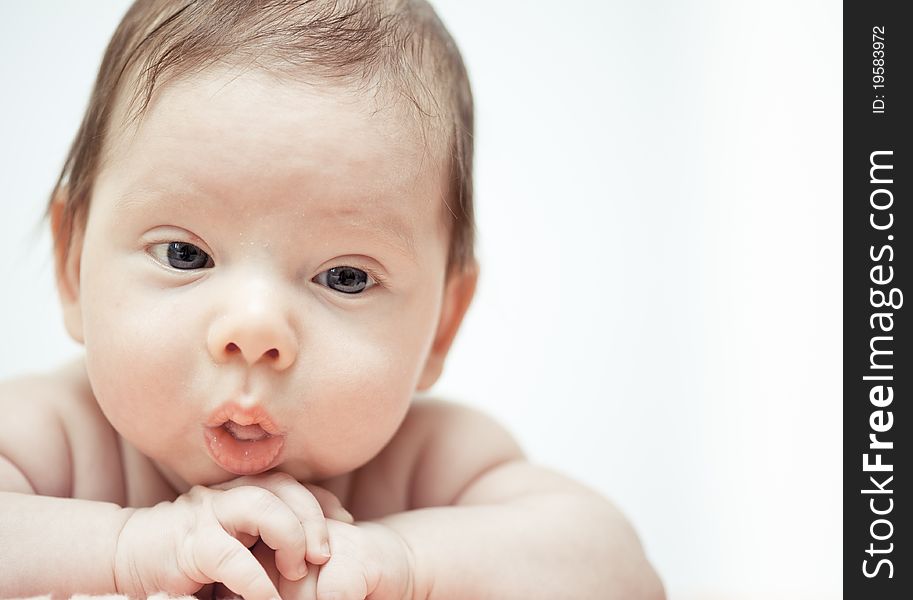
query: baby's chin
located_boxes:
[136,425,384,492]
[153,452,346,492]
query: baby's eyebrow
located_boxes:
[313,203,417,260]
[110,186,418,260]
[110,187,173,216]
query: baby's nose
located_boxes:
[207,311,297,371]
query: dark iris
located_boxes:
[326,266,368,293]
[166,242,212,269]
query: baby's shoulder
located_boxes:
[0,360,116,498]
[392,398,524,462]
[402,399,526,502]
[351,399,524,516]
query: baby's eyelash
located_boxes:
[355,265,388,289]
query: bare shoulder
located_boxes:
[408,399,528,505]
[407,399,607,505]
[0,360,121,500]
[349,398,526,517]
[0,365,77,495]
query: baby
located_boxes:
[0,1,663,599]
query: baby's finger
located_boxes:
[248,474,334,566]
[274,483,333,566]
[211,583,241,600]
[303,483,355,523]
[214,473,345,565]
[213,486,310,582]
[279,560,320,600]
[251,539,281,590]
[191,530,280,600]
[215,473,354,524]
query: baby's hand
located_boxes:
[114,472,353,599]
[212,472,355,571]
[274,520,415,600]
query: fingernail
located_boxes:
[298,561,308,579]
[321,541,331,557]
[341,508,355,522]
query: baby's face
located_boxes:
[62,67,457,488]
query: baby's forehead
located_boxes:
[97,66,451,241]
[119,66,429,147]
[112,65,447,175]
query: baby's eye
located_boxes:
[150,242,214,270]
[312,266,376,294]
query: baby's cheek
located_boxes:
[88,296,191,377]
[82,290,199,440]
[303,331,420,465]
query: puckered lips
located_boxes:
[203,403,286,475]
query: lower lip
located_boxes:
[203,425,286,475]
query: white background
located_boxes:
[0,2,842,598]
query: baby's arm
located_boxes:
[0,489,129,595]
[0,411,133,595]
[368,401,665,599]
[1,460,349,598]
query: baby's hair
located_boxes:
[49,0,474,274]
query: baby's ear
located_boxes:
[50,191,85,344]
[416,260,479,391]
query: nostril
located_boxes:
[226,343,240,354]
[265,348,279,360]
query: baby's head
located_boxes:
[48,0,477,489]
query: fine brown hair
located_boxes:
[49,0,474,275]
